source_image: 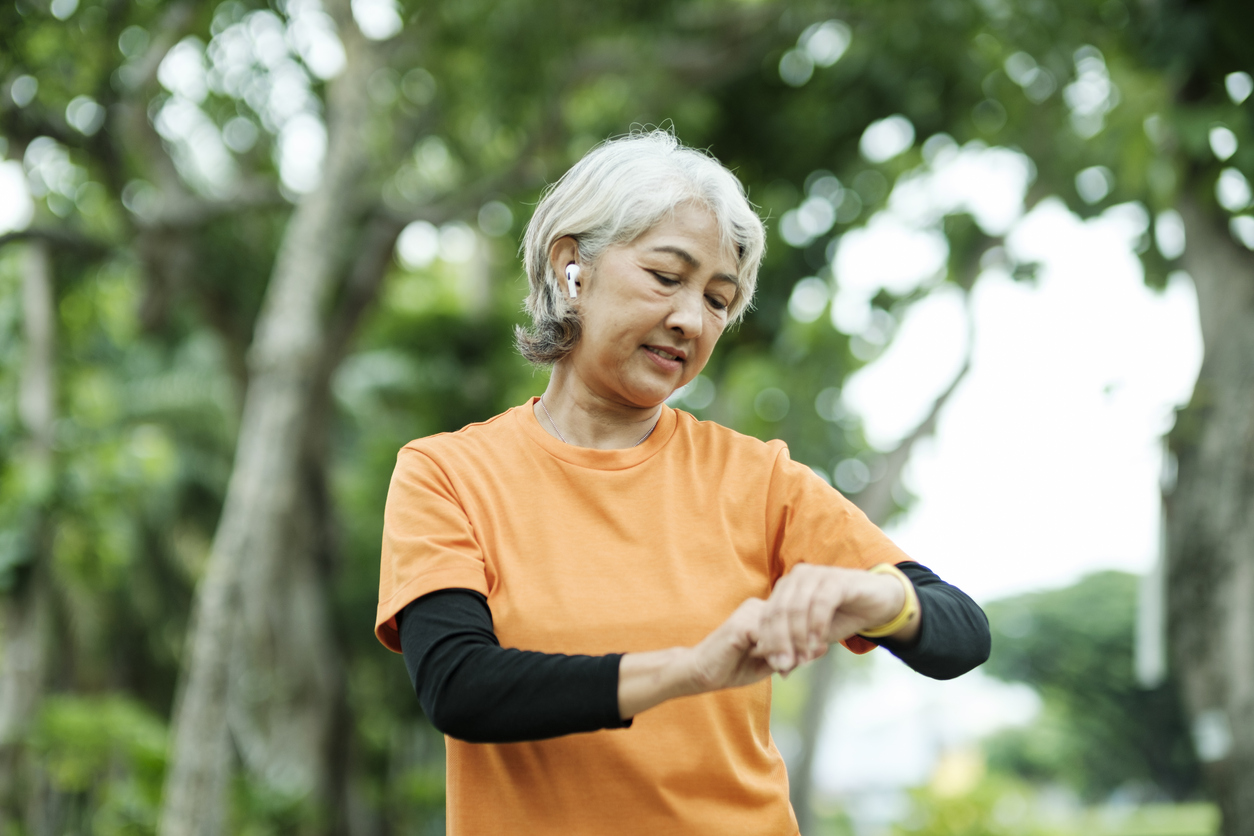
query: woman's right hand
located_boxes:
[684,598,779,692]
[617,598,777,719]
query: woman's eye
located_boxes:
[652,272,680,287]
[707,296,729,311]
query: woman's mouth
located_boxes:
[644,345,684,370]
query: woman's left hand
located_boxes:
[753,564,917,675]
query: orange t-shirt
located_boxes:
[375,399,911,835]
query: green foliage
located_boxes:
[230,776,323,836]
[28,695,168,835]
[892,776,1218,836]
[893,776,1057,836]
[983,572,1200,801]
[0,252,45,590]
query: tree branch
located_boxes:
[0,111,87,155]
[854,294,975,525]
[0,227,111,256]
[566,5,779,88]
[382,103,565,229]
[116,1,198,96]
[110,1,213,225]
[382,170,532,228]
[138,184,288,231]
[322,212,405,373]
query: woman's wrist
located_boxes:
[617,648,697,719]
[858,564,921,641]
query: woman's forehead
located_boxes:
[630,204,739,272]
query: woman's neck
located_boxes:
[536,367,662,450]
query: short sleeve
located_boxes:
[764,444,912,654]
[375,446,490,652]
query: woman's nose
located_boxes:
[667,289,704,337]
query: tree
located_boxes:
[1146,9,1254,830]
[983,571,1201,801]
[0,242,55,824]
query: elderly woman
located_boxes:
[375,131,989,835]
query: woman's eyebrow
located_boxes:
[649,246,739,286]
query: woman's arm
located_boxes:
[755,561,989,680]
[400,592,773,743]
[877,562,991,680]
[617,598,773,718]
[399,590,629,743]
[755,562,917,673]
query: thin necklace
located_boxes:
[539,398,659,447]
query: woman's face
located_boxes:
[558,202,739,409]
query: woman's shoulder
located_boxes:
[399,405,523,460]
[669,408,789,463]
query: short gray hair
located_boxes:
[516,130,766,365]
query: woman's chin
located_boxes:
[631,364,692,405]
[619,382,675,410]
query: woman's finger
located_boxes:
[689,597,772,691]
[765,566,823,673]
[726,600,777,687]
[732,597,766,646]
[783,570,814,668]
[804,573,847,652]
[758,574,800,671]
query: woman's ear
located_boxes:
[549,236,582,299]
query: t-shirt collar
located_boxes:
[514,396,677,470]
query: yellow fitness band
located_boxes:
[857,563,919,639]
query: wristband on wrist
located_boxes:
[857,563,920,639]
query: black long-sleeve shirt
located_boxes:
[398,561,989,743]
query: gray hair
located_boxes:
[516,129,767,365]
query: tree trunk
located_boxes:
[227,180,401,832]
[157,13,378,834]
[226,447,341,804]
[1167,199,1254,836]
[226,363,353,817]
[788,649,836,836]
[0,243,56,827]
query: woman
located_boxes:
[375,131,989,835]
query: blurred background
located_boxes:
[1,0,1251,834]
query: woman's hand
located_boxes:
[618,598,775,719]
[754,563,919,675]
[618,572,915,720]
[684,598,777,692]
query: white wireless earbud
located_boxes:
[565,264,581,298]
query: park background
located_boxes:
[1,0,1252,833]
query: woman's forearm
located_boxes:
[616,648,698,719]
[400,590,630,742]
[400,591,762,741]
[620,597,775,718]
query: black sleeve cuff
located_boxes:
[874,562,991,680]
